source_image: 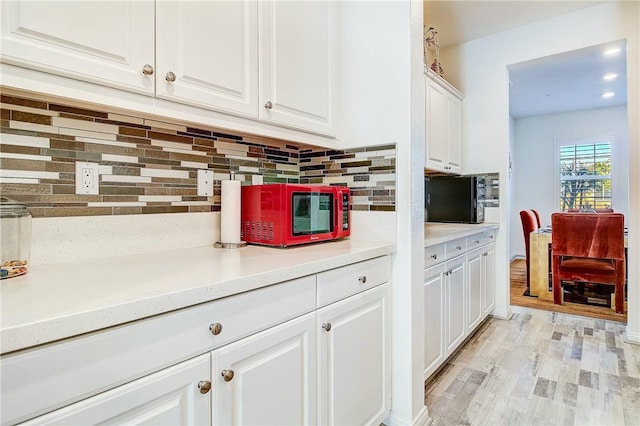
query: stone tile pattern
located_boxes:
[425,306,640,426]
[0,92,396,217]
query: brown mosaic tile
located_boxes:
[1,90,396,216]
[11,111,52,126]
[49,104,109,119]
[1,95,48,110]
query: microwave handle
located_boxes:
[335,189,350,238]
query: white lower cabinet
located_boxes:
[444,256,466,356]
[5,256,391,425]
[466,248,484,332]
[423,230,495,380]
[317,284,390,426]
[212,312,317,426]
[424,263,445,379]
[23,354,211,425]
[482,244,496,315]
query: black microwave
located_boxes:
[425,175,485,224]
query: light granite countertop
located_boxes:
[0,239,394,354]
[425,222,499,247]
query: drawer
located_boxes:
[445,238,467,259]
[317,256,390,307]
[467,230,495,250]
[425,243,445,268]
[0,276,316,425]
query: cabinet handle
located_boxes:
[221,370,234,382]
[142,64,154,76]
[165,71,176,82]
[197,380,211,394]
[209,322,223,336]
[490,235,494,239]
[456,246,462,250]
[358,275,367,284]
[475,240,480,244]
[483,253,488,257]
[322,322,332,332]
[431,254,437,259]
[264,101,273,110]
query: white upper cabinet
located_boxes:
[0,0,338,138]
[155,1,259,118]
[258,0,337,136]
[0,0,154,95]
[425,70,463,173]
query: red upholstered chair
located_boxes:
[531,209,542,228]
[520,210,539,295]
[551,212,626,313]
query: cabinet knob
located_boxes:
[197,380,211,394]
[431,254,437,259]
[209,322,223,336]
[142,64,154,76]
[456,246,462,251]
[165,71,176,82]
[475,240,480,244]
[322,322,332,332]
[358,275,367,284]
[264,101,273,110]
[221,369,234,382]
[483,253,488,257]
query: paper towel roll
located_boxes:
[221,179,241,244]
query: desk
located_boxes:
[529,229,628,303]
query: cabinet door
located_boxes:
[212,313,317,426]
[446,94,463,173]
[466,249,483,331]
[23,354,211,425]
[424,263,446,379]
[482,244,496,316]
[156,0,259,117]
[258,0,337,136]
[318,284,390,426]
[0,0,154,94]
[445,257,466,355]
[425,77,447,171]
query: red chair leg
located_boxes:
[615,279,624,314]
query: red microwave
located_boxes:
[241,184,350,247]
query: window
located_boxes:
[558,142,611,211]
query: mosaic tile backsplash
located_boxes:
[0,90,396,217]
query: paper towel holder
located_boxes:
[216,171,247,249]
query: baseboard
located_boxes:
[384,406,431,426]
[624,327,640,345]
[491,305,514,320]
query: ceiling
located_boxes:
[424,1,628,118]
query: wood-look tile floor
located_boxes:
[425,306,640,426]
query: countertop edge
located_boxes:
[424,222,499,247]
[1,240,395,355]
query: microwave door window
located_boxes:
[292,193,332,235]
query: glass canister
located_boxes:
[0,197,32,279]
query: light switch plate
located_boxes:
[197,169,214,196]
[75,161,99,195]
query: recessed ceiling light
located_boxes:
[603,73,618,81]
[604,47,621,56]
[602,91,615,98]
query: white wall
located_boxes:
[440,1,640,342]
[511,106,629,258]
[339,2,428,424]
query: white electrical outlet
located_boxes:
[197,169,214,196]
[75,161,99,195]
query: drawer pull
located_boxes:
[456,246,462,251]
[358,275,367,284]
[490,235,494,239]
[431,254,437,260]
[221,370,234,382]
[209,323,223,336]
[264,101,273,110]
[322,322,332,332]
[141,64,154,75]
[475,240,480,244]
[197,380,211,394]
[165,71,176,82]
[483,253,488,257]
